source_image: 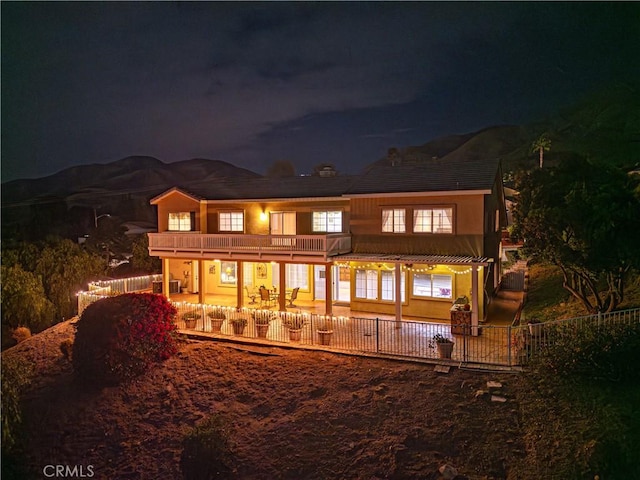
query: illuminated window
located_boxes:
[413,208,453,233]
[285,264,309,290]
[219,212,244,232]
[381,270,406,302]
[355,269,378,300]
[221,262,237,285]
[168,212,194,231]
[412,274,452,299]
[382,208,405,233]
[312,211,342,232]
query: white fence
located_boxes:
[77,276,640,368]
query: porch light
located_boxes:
[260,211,268,222]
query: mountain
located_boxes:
[1,157,262,241]
[369,83,639,176]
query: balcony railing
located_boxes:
[148,232,351,260]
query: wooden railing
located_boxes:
[148,232,351,259]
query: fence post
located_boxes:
[376,318,380,353]
[507,325,512,367]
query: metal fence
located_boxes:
[76,277,640,369]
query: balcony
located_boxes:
[148,232,352,262]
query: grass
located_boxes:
[516,261,640,479]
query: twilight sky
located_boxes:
[2,2,638,182]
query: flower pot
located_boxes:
[288,329,302,342]
[256,323,269,338]
[317,330,333,346]
[184,318,197,329]
[209,318,224,333]
[436,342,454,359]
[232,323,246,335]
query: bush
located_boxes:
[180,414,233,479]
[532,321,640,382]
[1,355,34,450]
[11,326,31,344]
[73,293,179,385]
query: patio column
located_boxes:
[325,262,333,316]
[237,260,244,309]
[162,258,171,299]
[278,262,286,311]
[198,260,206,304]
[394,263,402,327]
[471,264,479,336]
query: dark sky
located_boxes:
[2,2,638,182]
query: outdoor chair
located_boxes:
[245,286,258,304]
[286,287,300,307]
[259,287,273,308]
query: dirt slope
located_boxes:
[3,320,532,480]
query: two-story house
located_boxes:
[148,156,507,334]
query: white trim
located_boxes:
[203,196,346,204]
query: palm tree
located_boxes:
[531,134,551,168]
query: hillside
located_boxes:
[0,320,536,480]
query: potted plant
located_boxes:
[182,310,201,329]
[432,333,454,359]
[230,317,248,335]
[206,307,226,333]
[316,318,334,346]
[283,315,306,342]
[252,311,276,338]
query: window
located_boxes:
[381,270,406,302]
[412,274,452,299]
[413,208,453,233]
[168,212,194,231]
[221,262,237,285]
[355,269,378,300]
[219,211,244,232]
[312,211,342,232]
[286,264,309,290]
[382,208,406,233]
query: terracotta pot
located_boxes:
[209,318,224,333]
[317,330,333,346]
[288,329,302,342]
[232,323,246,335]
[436,342,454,359]
[256,323,269,338]
[184,318,197,329]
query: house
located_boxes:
[147,156,507,335]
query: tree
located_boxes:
[512,156,640,313]
[1,264,54,335]
[34,239,106,321]
[531,133,551,168]
[130,234,161,273]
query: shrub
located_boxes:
[59,338,74,360]
[532,321,640,382]
[180,414,233,479]
[1,355,34,450]
[12,326,31,344]
[72,293,179,385]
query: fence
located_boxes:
[77,277,640,369]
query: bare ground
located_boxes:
[3,320,538,480]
